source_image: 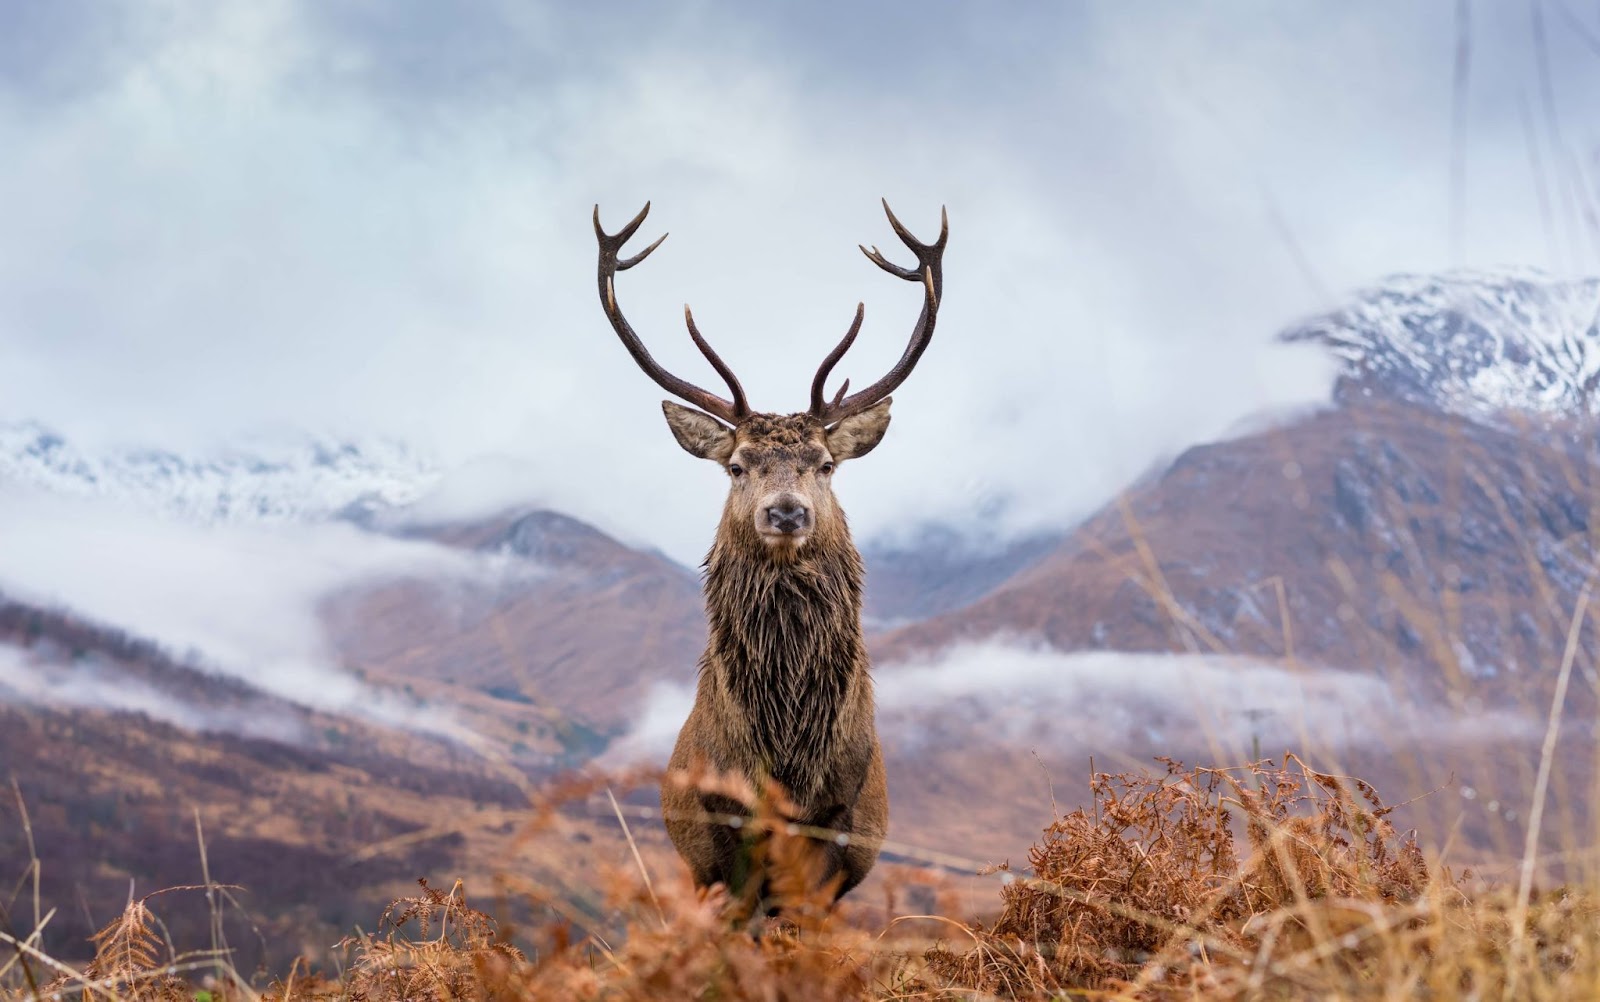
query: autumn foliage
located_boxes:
[5,756,1600,1001]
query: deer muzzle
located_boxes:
[761,494,811,537]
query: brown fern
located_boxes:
[44,898,187,1002]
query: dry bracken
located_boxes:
[9,757,1600,1002]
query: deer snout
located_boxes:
[764,495,810,535]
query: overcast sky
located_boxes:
[2,2,1598,562]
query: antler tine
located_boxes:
[593,203,669,273]
[883,199,949,252]
[595,203,749,425]
[812,201,948,425]
[618,231,667,271]
[809,303,865,417]
[684,305,750,418]
[594,201,646,244]
[860,200,948,279]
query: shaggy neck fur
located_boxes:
[702,509,867,801]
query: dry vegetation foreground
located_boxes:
[4,756,1600,1001]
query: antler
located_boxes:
[810,200,947,425]
[595,203,750,425]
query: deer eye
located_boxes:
[819,463,835,476]
[728,464,745,478]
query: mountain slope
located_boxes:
[861,527,1061,627]
[321,508,707,739]
[0,595,555,967]
[880,398,1596,699]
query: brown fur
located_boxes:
[660,405,892,908]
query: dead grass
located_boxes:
[6,756,1599,1001]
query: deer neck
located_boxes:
[703,533,866,675]
[701,533,866,786]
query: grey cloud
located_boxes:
[0,2,1596,562]
[0,1,148,106]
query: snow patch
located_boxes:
[1283,269,1600,425]
[0,420,438,524]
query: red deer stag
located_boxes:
[593,200,946,909]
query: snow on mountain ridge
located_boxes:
[1282,268,1600,424]
[0,420,438,523]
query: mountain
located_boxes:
[877,399,1596,699]
[884,270,1600,684]
[870,268,1600,862]
[1282,269,1600,427]
[0,420,436,522]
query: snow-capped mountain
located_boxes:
[0,420,438,522]
[1282,268,1600,425]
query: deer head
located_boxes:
[593,200,947,557]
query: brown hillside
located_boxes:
[0,613,512,964]
[322,509,707,738]
[869,400,1600,864]
[879,400,1598,714]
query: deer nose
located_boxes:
[765,499,810,534]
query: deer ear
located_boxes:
[825,398,892,461]
[662,401,736,461]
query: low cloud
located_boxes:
[0,488,523,732]
[874,639,1539,757]
[603,681,697,766]
[389,454,553,530]
[0,645,308,743]
[606,638,1539,765]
